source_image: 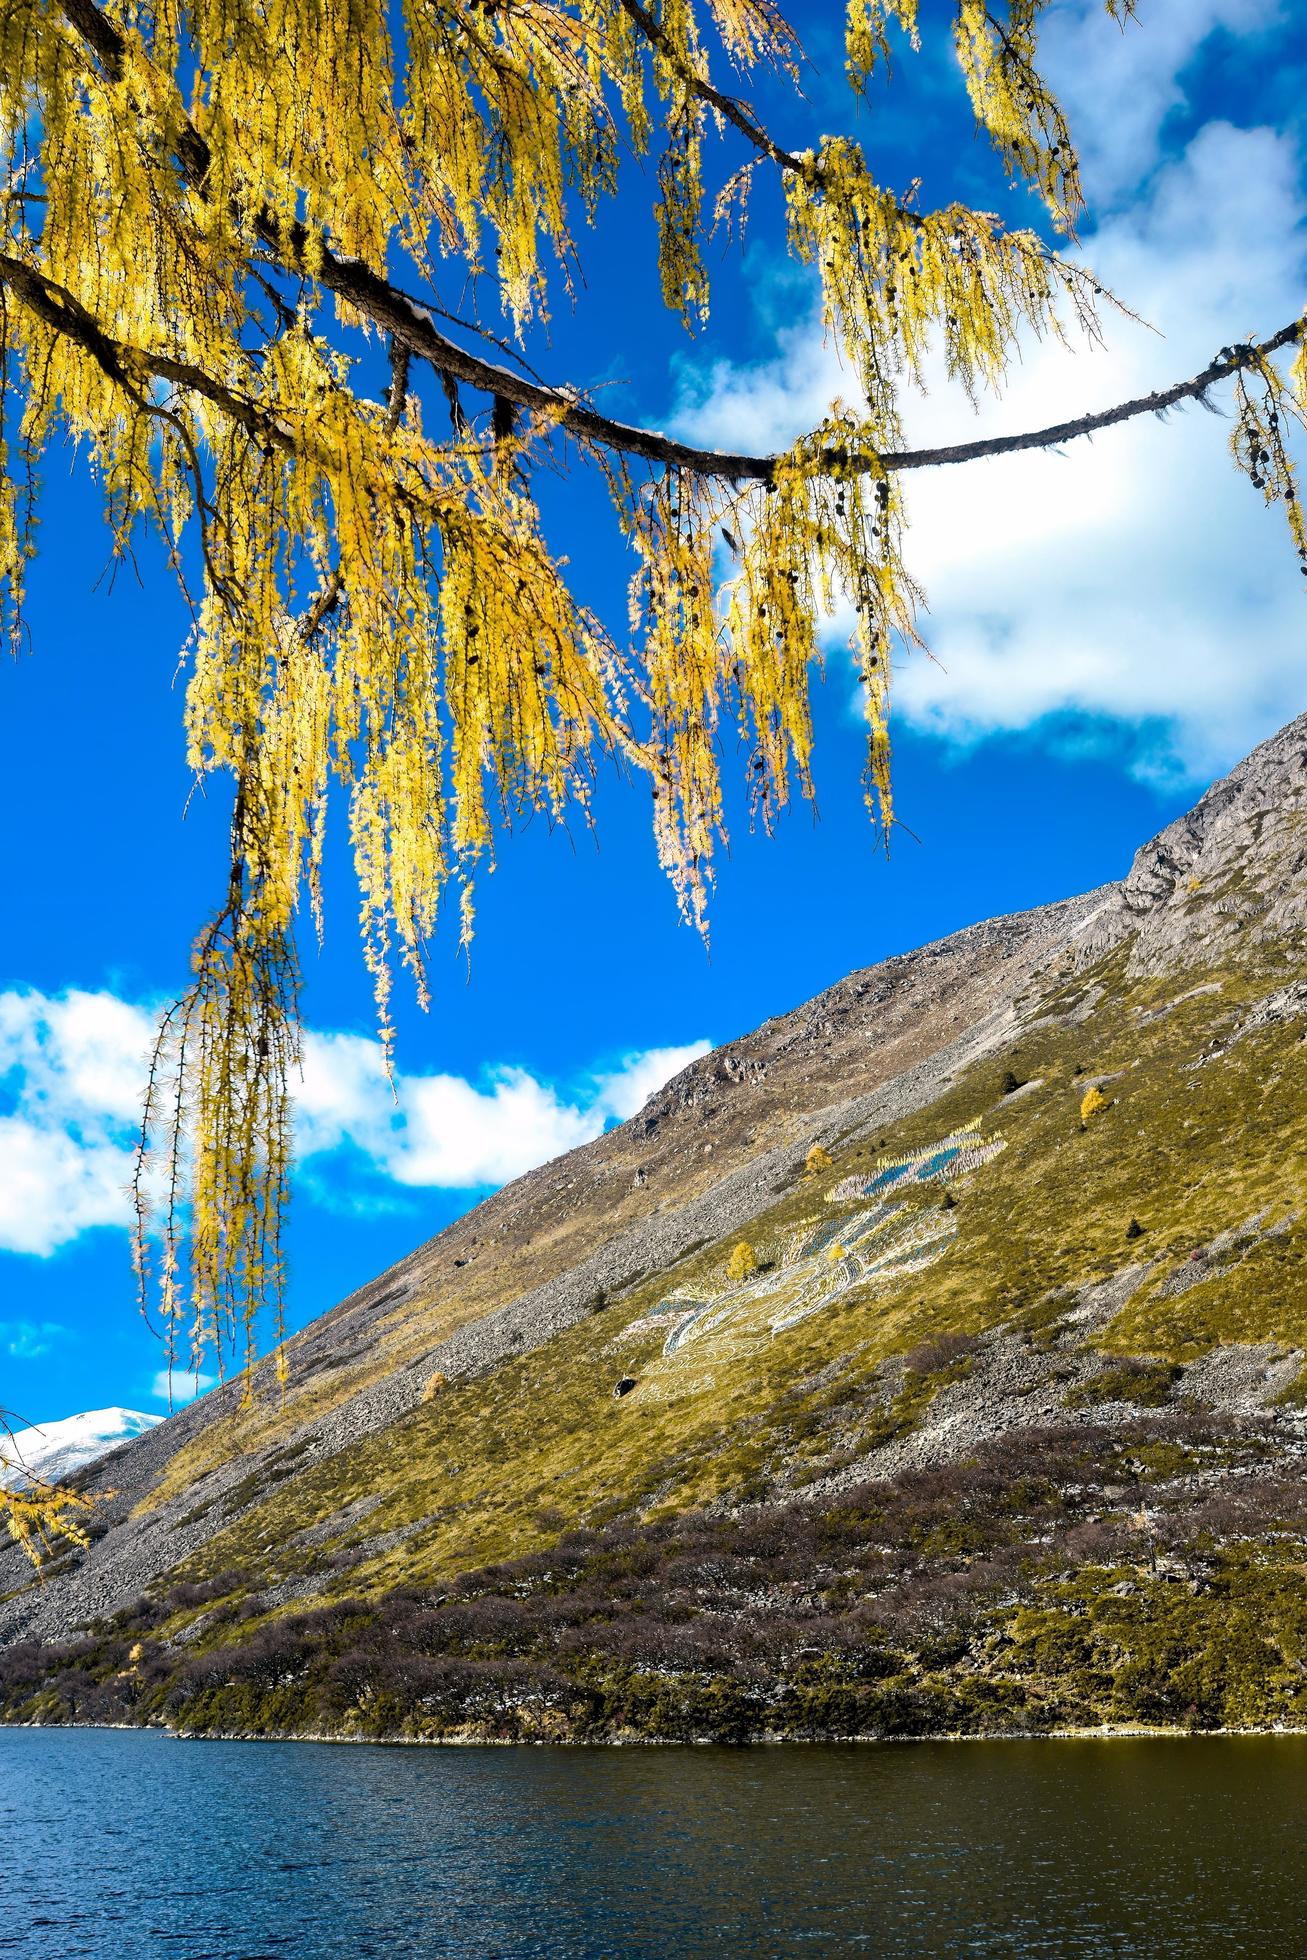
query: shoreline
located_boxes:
[9,1717,1307,1748]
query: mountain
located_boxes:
[1,713,1305,1742]
[0,1409,161,1491]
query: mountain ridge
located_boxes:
[0,878,1119,1641]
[2,711,1305,1742]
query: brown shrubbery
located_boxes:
[8,1410,1306,1742]
[1,1381,1302,1752]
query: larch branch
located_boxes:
[614,0,807,176]
[39,0,1307,486]
[0,252,291,447]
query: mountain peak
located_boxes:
[1,1408,162,1490]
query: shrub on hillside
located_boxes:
[900,1332,982,1376]
[725,1242,757,1283]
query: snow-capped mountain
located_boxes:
[0,1409,163,1489]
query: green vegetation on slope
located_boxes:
[145,957,1304,1627]
[6,1410,1307,1742]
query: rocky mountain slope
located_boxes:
[1,712,1305,1741]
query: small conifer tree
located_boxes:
[805,1144,834,1176]
[1080,1085,1112,1122]
[726,1242,757,1283]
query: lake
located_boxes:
[1,1729,1303,1955]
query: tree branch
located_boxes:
[883,322,1306,472]
[615,0,807,176]
[6,233,1302,501]
[34,0,1307,486]
[0,252,291,448]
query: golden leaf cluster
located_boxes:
[0,1416,93,1569]
[1080,1085,1112,1123]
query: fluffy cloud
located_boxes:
[297,1032,710,1190]
[673,6,1307,786]
[1040,0,1283,205]
[0,986,710,1257]
[898,121,1307,785]
[0,989,154,1255]
[590,1045,708,1122]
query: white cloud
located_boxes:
[296,1032,711,1191]
[0,985,711,1256]
[896,121,1307,784]
[1041,0,1283,206]
[0,986,155,1124]
[0,989,153,1255]
[0,1116,135,1255]
[672,7,1307,786]
[294,1029,393,1160]
[150,1368,215,1406]
[590,1043,708,1122]
[394,1068,603,1187]
[0,1319,69,1361]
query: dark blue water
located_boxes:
[1,1729,1303,1957]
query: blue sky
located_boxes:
[1,0,1304,1425]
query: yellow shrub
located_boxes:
[805,1144,834,1175]
[1080,1085,1111,1122]
[725,1242,757,1283]
[422,1370,448,1401]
